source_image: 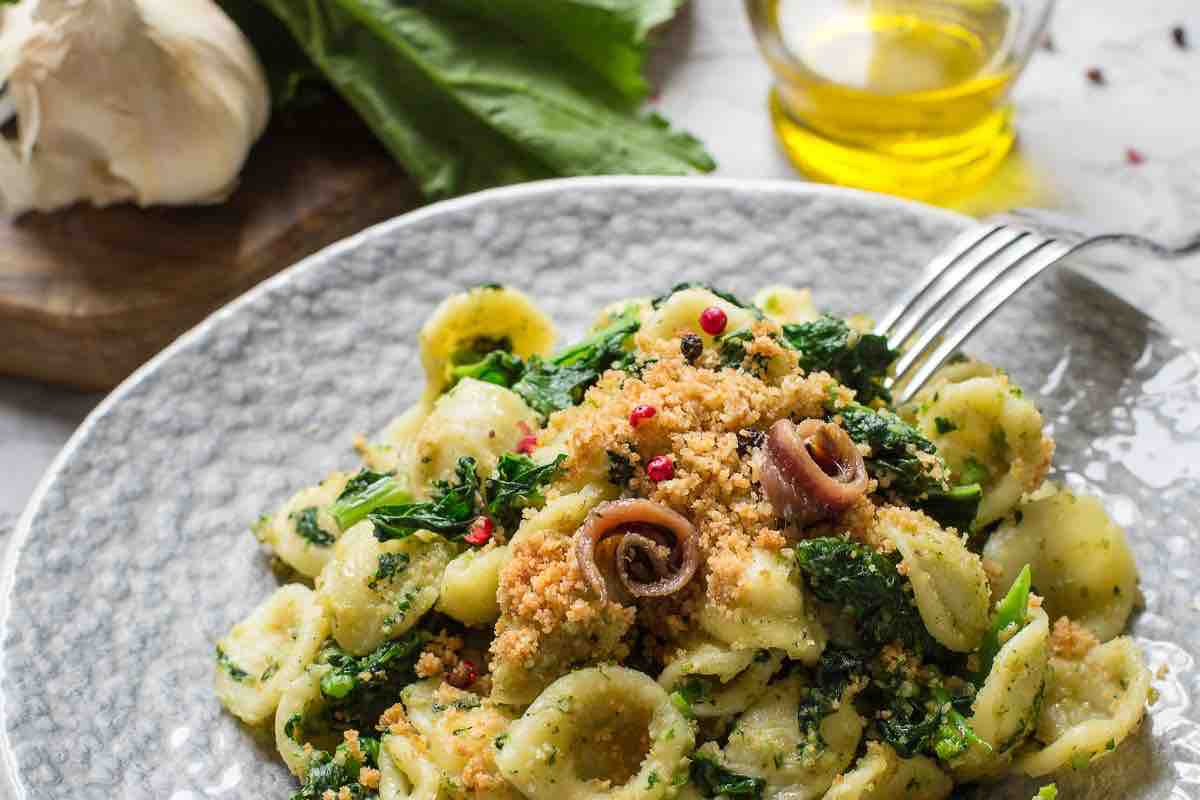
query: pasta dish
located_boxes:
[214,283,1149,800]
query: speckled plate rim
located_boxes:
[0,176,1006,798]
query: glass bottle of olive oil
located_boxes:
[746,0,1053,201]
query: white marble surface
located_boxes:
[1,0,1197,527]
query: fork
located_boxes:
[875,208,1200,405]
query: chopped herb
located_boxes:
[260,660,280,682]
[934,417,958,435]
[782,316,897,404]
[689,751,765,799]
[494,733,509,751]
[292,507,335,546]
[647,770,660,788]
[368,552,411,590]
[216,646,250,682]
[284,713,303,742]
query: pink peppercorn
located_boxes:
[629,404,657,427]
[447,659,478,689]
[464,516,494,545]
[699,306,728,335]
[646,455,674,481]
[516,434,538,454]
[1125,148,1145,165]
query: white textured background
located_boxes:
[1,0,1197,528]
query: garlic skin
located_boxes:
[0,0,270,217]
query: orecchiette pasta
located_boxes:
[698,547,826,663]
[721,675,863,799]
[951,605,1050,780]
[657,641,783,718]
[638,287,759,347]
[215,282,1149,800]
[496,666,694,800]
[753,285,819,324]
[436,545,511,626]
[909,366,1053,526]
[316,523,453,655]
[412,378,539,489]
[418,285,556,399]
[825,742,952,800]
[1016,636,1151,776]
[878,507,991,653]
[254,472,351,579]
[984,487,1137,641]
[379,728,445,800]
[214,584,329,725]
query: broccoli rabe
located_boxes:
[793,537,940,656]
[369,452,565,541]
[833,404,982,531]
[369,457,481,541]
[797,646,869,749]
[715,329,773,378]
[973,564,1032,685]
[513,307,640,418]
[291,747,373,800]
[876,680,986,762]
[449,349,525,389]
[330,469,410,531]
[315,631,428,731]
[483,452,567,531]
[781,316,896,404]
[689,751,765,799]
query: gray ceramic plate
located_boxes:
[2,178,1198,800]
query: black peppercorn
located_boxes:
[680,333,703,364]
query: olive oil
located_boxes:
[748,0,1026,201]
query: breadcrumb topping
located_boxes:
[1050,616,1099,659]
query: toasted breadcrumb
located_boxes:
[342,730,363,763]
[377,703,414,736]
[1050,616,1099,659]
[358,768,381,790]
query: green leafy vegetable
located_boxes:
[973,565,1032,684]
[484,453,567,530]
[370,457,481,541]
[689,751,765,799]
[234,0,712,201]
[330,469,411,532]
[291,749,366,800]
[916,484,983,534]
[315,632,429,734]
[450,350,526,389]
[793,537,940,655]
[1034,784,1058,800]
[715,329,763,374]
[291,507,335,546]
[934,416,958,434]
[798,647,868,749]
[877,683,987,761]
[215,646,250,682]
[368,552,410,591]
[513,307,640,418]
[835,405,944,498]
[216,0,325,107]
[782,316,896,404]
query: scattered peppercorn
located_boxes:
[699,306,728,336]
[516,434,538,454]
[629,404,657,427]
[464,516,494,545]
[680,333,704,364]
[1125,148,1145,165]
[1173,25,1188,49]
[446,659,478,689]
[646,455,674,482]
[736,429,765,457]
[1086,67,1105,85]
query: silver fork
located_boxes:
[875,208,1200,405]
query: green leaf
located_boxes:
[782,316,897,405]
[484,453,567,531]
[247,0,712,200]
[216,0,327,108]
[330,469,410,531]
[916,483,982,533]
[834,404,947,501]
[973,564,1032,684]
[370,457,480,540]
[513,306,640,418]
[444,0,683,103]
[450,350,526,389]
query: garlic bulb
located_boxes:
[0,0,270,216]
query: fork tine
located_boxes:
[878,226,1027,347]
[893,239,1076,405]
[889,233,1048,383]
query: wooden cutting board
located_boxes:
[0,104,421,391]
